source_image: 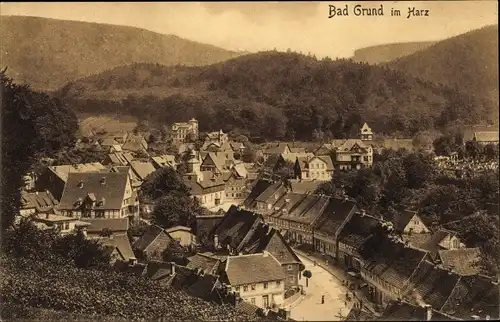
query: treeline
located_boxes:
[58,51,497,141]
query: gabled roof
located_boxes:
[386,210,420,233]
[360,123,373,135]
[225,252,285,285]
[264,142,290,155]
[99,234,135,260]
[313,197,358,236]
[184,173,226,195]
[255,182,286,203]
[380,300,455,321]
[49,163,107,182]
[281,152,314,163]
[437,248,482,276]
[187,253,221,274]
[243,178,276,208]
[210,205,262,251]
[21,191,59,212]
[106,152,134,166]
[151,155,176,168]
[59,172,129,210]
[280,194,331,225]
[143,260,175,281]
[269,192,305,218]
[232,163,248,178]
[130,161,156,181]
[404,260,461,309]
[201,152,226,172]
[441,274,499,320]
[338,213,380,250]
[122,134,148,152]
[101,138,119,147]
[82,218,129,234]
[133,225,173,252]
[242,223,302,265]
[362,236,428,288]
[337,139,369,152]
[474,131,499,142]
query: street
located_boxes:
[287,254,353,321]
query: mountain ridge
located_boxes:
[352,41,437,64]
[0,15,246,90]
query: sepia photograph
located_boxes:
[0,1,498,321]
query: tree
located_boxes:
[152,193,203,230]
[303,270,312,287]
[483,143,499,161]
[1,72,78,232]
[141,167,190,200]
[162,240,189,265]
[465,141,483,160]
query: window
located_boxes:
[263,282,268,289]
[288,275,295,283]
[251,284,256,291]
[64,222,70,230]
[287,264,293,271]
[251,298,255,305]
[276,281,281,287]
[235,286,240,292]
[243,285,248,292]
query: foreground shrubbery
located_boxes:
[0,221,258,321]
[0,256,256,321]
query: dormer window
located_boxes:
[77,181,84,188]
[100,177,106,185]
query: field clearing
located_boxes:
[78,114,138,136]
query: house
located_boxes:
[151,155,177,169]
[359,236,428,306]
[109,165,142,190]
[129,160,156,182]
[166,226,196,248]
[436,248,482,276]
[403,228,465,260]
[35,162,107,200]
[332,139,373,170]
[223,165,250,203]
[103,152,135,166]
[472,131,499,145]
[402,259,462,311]
[385,210,431,235]
[263,143,291,162]
[360,123,374,141]
[312,197,359,259]
[82,217,129,237]
[30,213,90,236]
[200,152,233,174]
[143,260,176,285]
[270,194,331,246]
[183,153,226,209]
[253,182,288,215]
[203,130,229,146]
[222,252,286,309]
[240,222,303,290]
[336,211,380,271]
[58,172,137,219]
[313,143,334,156]
[294,155,334,181]
[19,191,59,217]
[122,134,149,155]
[133,225,174,261]
[99,234,135,264]
[439,274,499,320]
[187,253,223,275]
[210,205,263,255]
[171,118,199,144]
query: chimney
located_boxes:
[100,177,106,185]
[214,234,219,249]
[129,257,138,266]
[424,304,432,321]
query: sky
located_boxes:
[1,1,498,58]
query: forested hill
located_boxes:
[0,16,244,91]
[386,24,499,122]
[352,41,436,65]
[57,51,497,141]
